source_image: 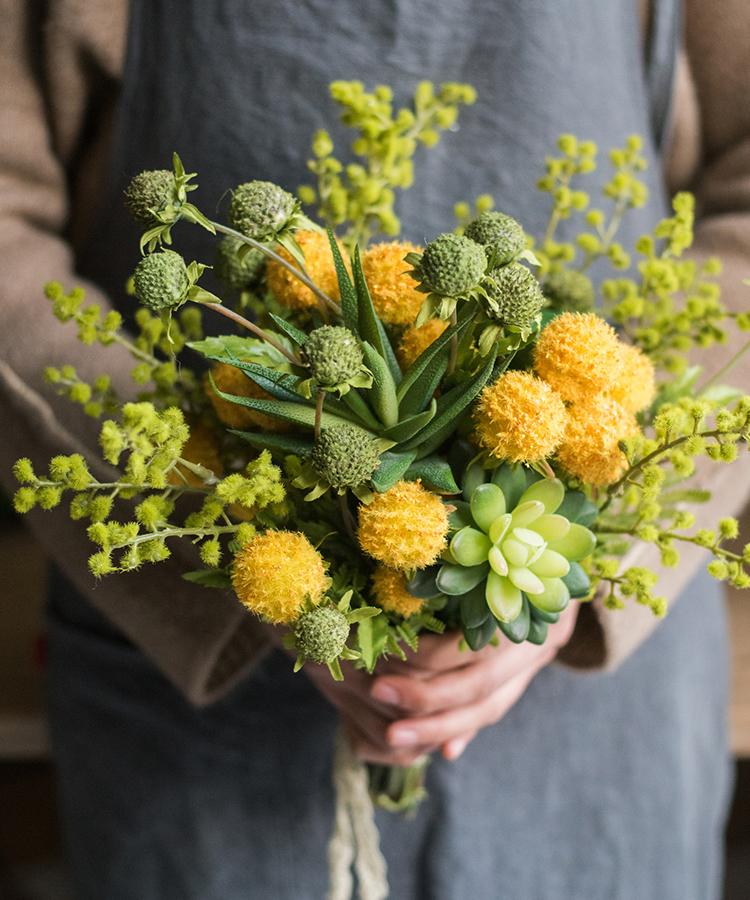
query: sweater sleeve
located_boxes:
[560,0,750,671]
[0,0,272,705]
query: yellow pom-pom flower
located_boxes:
[358,480,448,570]
[168,420,224,487]
[266,230,343,310]
[206,364,289,432]
[557,395,639,486]
[474,371,567,463]
[609,342,656,414]
[533,312,623,404]
[362,241,424,325]
[397,318,449,369]
[231,530,329,623]
[371,565,425,618]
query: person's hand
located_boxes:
[363,603,579,762]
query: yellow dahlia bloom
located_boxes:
[206,364,289,432]
[168,421,224,487]
[474,371,567,463]
[609,342,656,414]
[358,480,448,570]
[371,565,425,618]
[266,230,343,310]
[231,530,329,623]
[533,312,623,404]
[362,241,424,326]
[397,318,449,369]
[557,395,639,486]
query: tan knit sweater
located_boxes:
[1,0,749,703]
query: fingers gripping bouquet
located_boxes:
[13,81,750,896]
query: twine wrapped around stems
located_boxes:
[327,727,389,900]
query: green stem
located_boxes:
[698,336,750,395]
[199,300,303,367]
[599,427,724,513]
[314,389,325,441]
[111,523,239,550]
[212,222,341,316]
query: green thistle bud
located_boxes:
[294,605,350,664]
[464,211,526,267]
[214,236,265,293]
[124,170,175,226]
[484,263,544,330]
[311,425,380,490]
[228,181,297,241]
[543,268,595,312]
[303,326,364,387]
[133,250,190,312]
[416,233,486,296]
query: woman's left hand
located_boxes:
[369,603,579,762]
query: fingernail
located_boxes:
[444,738,467,761]
[389,727,419,747]
[371,682,401,705]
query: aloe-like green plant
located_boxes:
[190,231,498,498]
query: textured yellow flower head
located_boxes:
[231,530,329,623]
[397,318,449,369]
[168,420,224,487]
[533,312,623,404]
[371,565,425,618]
[362,241,424,325]
[609,342,656,414]
[358,480,449,570]
[266,230,343,310]
[557,395,639,486]
[474,370,567,463]
[207,363,289,432]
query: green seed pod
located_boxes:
[543,268,596,312]
[124,170,175,226]
[465,211,526,267]
[311,425,380,489]
[228,180,297,241]
[214,236,265,293]
[303,326,364,387]
[485,263,545,330]
[133,250,190,312]
[417,233,486,296]
[294,605,350,664]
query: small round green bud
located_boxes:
[464,211,526,267]
[124,170,175,226]
[228,181,297,241]
[294,606,350,664]
[543,268,596,312]
[417,233,486,296]
[133,250,190,312]
[312,425,380,489]
[303,326,364,387]
[484,263,544,330]
[214,236,265,293]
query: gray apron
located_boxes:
[49,2,732,898]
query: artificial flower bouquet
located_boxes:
[11,80,750,896]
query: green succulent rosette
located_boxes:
[416,462,597,650]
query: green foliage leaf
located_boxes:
[562,561,591,598]
[358,612,390,673]
[463,615,497,651]
[401,348,498,453]
[182,568,232,588]
[361,341,399,428]
[459,583,490,629]
[187,334,294,370]
[555,490,599,527]
[352,246,402,384]
[380,401,437,443]
[406,566,442,599]
[327,229,359,330]
[405,455,460,494]
[267,313,310,347]
[497,595,531,643]
[371,450,418,492]
[231,430,315,457]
